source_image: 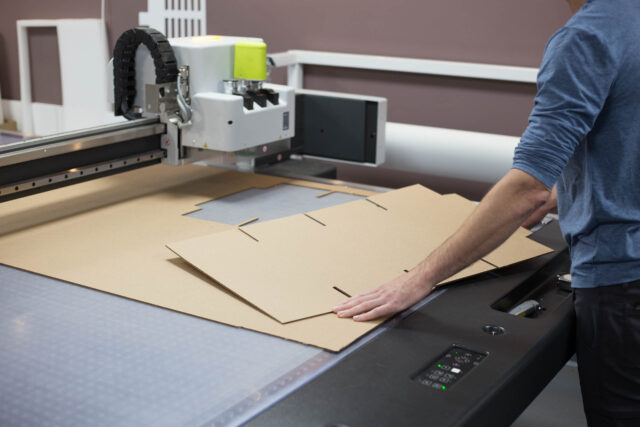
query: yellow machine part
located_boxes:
[234,41,267,80]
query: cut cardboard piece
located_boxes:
[168,185,553,324]
[0,164,383,352]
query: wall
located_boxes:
[1,1,570,128]
[0,0,572,195]
[209,0,570,135]
[0,0,98,103]
[0,0,144,104]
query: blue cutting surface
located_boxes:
[0,131,25,145]
[187,183,363,225]
[0,183,442,426]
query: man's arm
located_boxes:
[332,169,551,321]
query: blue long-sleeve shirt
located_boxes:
[512,0,640,288]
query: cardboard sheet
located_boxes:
[168,184,552,324]
[0,164,382,351]
[0,164,552,351]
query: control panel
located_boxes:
[414,345,487,391]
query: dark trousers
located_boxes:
[574,280,640,426]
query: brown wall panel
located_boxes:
[2,0,570,104]
[27,28,62,104]
[206,0,570,134]
[104,0,149,61]
[208,0,569,67]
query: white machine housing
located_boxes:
[132,35,294,153]
[183,82,293,152]
[171,36,294,151]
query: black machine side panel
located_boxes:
[293,94,379,163]
[245,222,575,427]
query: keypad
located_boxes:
[414,345,487,391]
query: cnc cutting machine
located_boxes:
[1,27,386,201]
[0,28,575,426]
[111,27,386,171]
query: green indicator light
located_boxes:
[438,364,441,367]
[442,386,446,390]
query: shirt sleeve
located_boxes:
[513,26,618,189]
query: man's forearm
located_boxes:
[333,169,551,321]
[409,169,551,289]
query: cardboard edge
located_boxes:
[165,244,288,323]
[168,234,344,324]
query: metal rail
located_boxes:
[0,150,163,198]
[0,118,163,168]
[269,50,539,89]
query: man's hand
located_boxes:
[333,271,435,321]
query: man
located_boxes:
[333,0,640,425]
